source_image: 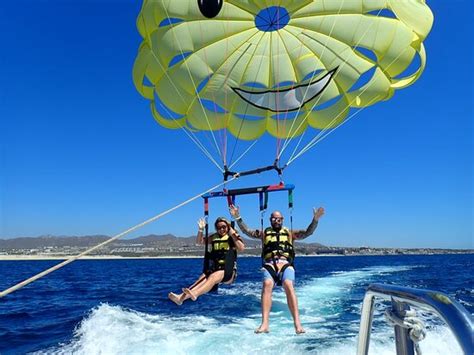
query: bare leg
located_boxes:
[168,292,184,305]
[168,273,208,305]
[283,279,305,334]
[183,271,224,301]
[187,273,208,290]
[255,279,274,333]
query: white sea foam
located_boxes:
[39,265,464,355]
[314,325,462,355]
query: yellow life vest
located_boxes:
[262,227,294,261]
[210,233,233,267]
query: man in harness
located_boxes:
[230,205,324,334]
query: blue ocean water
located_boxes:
[0,254,472,354]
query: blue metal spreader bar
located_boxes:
[202,183,295,200]
[202,183,295,233]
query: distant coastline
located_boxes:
[1,252,472,262]
[0,255,202,261]
[0,234,471,261]
[0,254,388,261]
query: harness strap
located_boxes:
[288,189,294,235]
[263,262,292,286]
[228,194,236,228]
[203,197,211,274]
[189,275,208,291]
[222,249,237,283]
[270,231,281,272]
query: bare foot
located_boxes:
[183,288,197,301]
[254,325,269,334]
[168,292,183,306]
[295,326,306,334]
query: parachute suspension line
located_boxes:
[162,8,224,167]
[198,38,257,170]
[275,29,307,164]
[222,9,233,167]
[190,19,261,169]
[287,97,378,166]
[273,30,282,161]
[281,43,380,162]
[0,177,238,299]
[287,38,414,166]
[272,30,285,162]
[198,27,266,169]
[228,139,260,170]
[222,128,228,167]
[275,138,282,165]
[201,130,229,167]
[143,35,224,173]
[197,14,229,166]
[141,13,230,173]
[278,0,347,158]
[279,6,386,163]
[227,33,269,168]
[182,129,224,173]
[259,192,267,233]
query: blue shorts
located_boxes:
[262,264,295,283]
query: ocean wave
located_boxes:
[34,303,463,355]
[26,261,469,354]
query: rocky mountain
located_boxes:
[0,234,324,250]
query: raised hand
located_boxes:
[197,217,206,230]
[229,204,240,219]
[313,207,325,220]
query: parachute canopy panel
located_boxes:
[133,0,433,140]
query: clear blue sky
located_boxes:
[1,1,472,249]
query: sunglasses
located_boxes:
[271,217,283,222]
[217,225,228,230]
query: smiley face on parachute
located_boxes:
[133,0,433,140]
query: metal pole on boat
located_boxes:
[358,284,474,355]
[357,292,375,355]
[391,300,415,355]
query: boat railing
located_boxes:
[357,283,473,355]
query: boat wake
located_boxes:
[36,265,463,354]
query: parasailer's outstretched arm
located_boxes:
[229,205,261,239]
[292,207,325,240]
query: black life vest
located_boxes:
[207,233,237,283]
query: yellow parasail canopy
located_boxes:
[133,0,433,141]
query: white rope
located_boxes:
[0,177,237,298]
[162,7,225,166]
[279,7,386,162]
[286,31,415,167]
[385,308,427,355]
[286,95,378,166]
[279,0,347,156]
[144,30,224,172]
[227,32,269,168]
[229,139,260,170]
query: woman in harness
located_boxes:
[168,217,245,305]
[230,205,324,334]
